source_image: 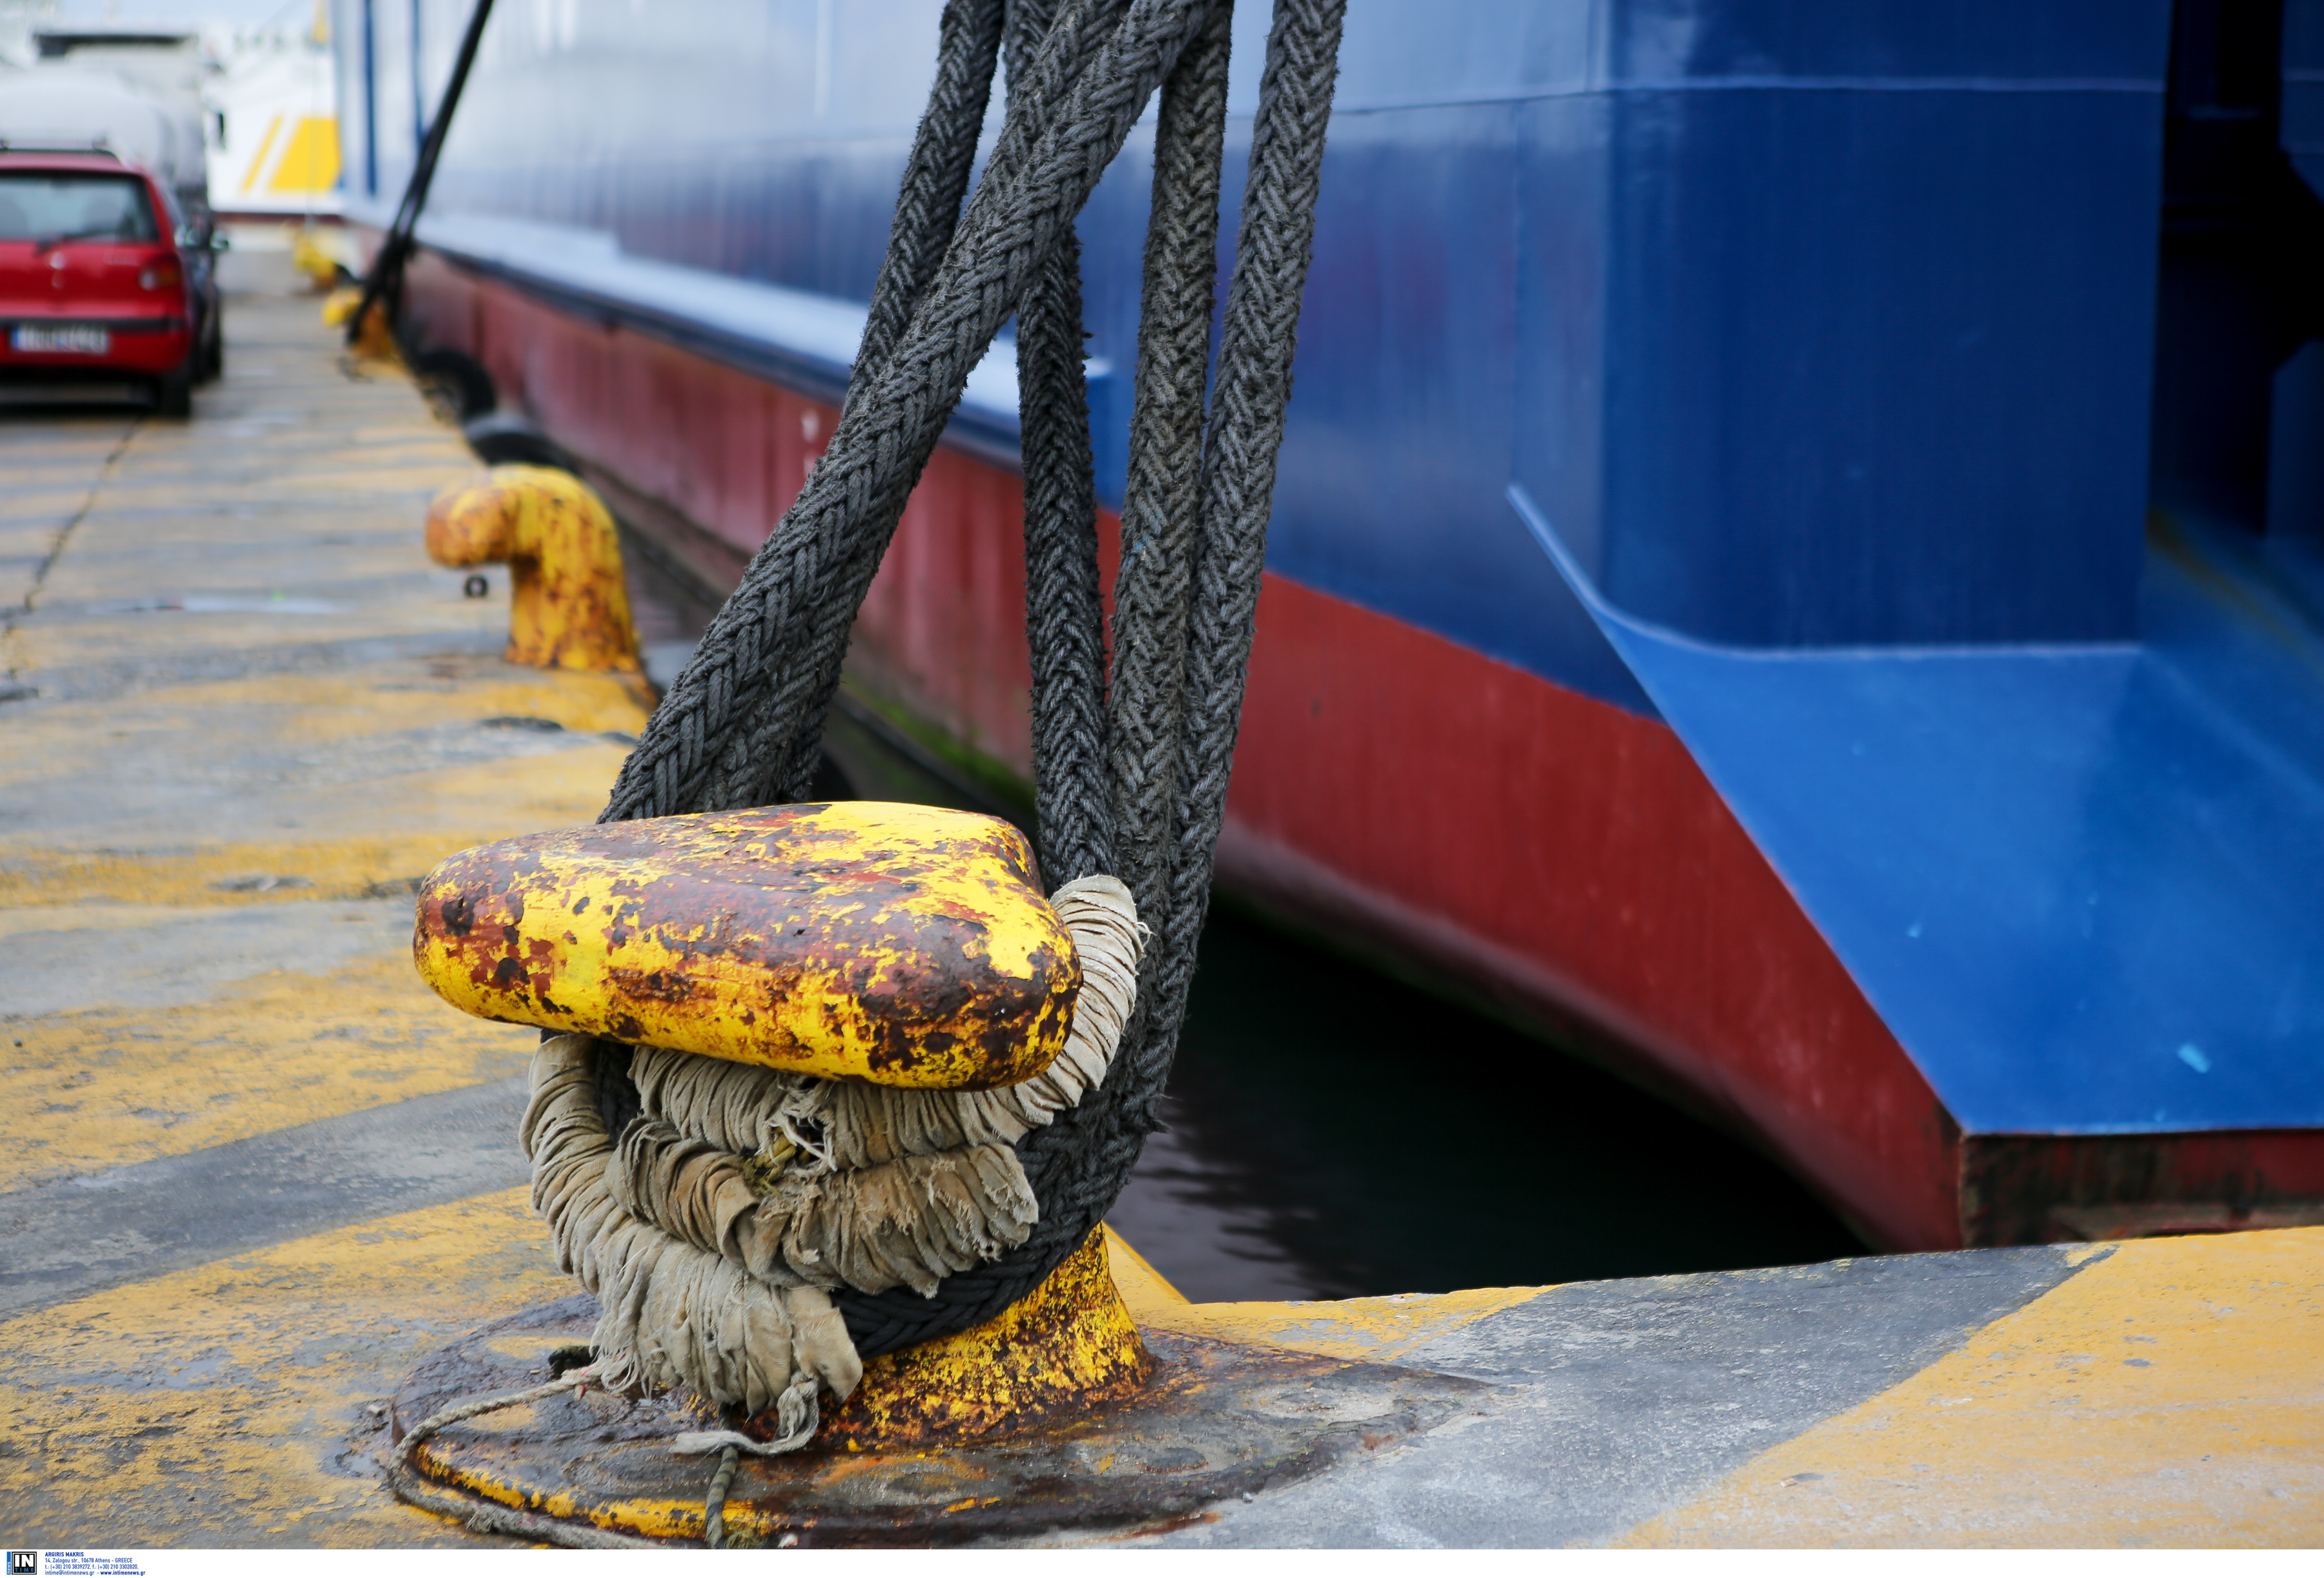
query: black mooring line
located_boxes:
[346,0,500,347]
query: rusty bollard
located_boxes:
[425,464,642,673]
[391,804,1471,1545]
[398,803,1159,1544]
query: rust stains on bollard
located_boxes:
[411,802,1081,1087]
[321,286,399,360]
[813,1227,1153,1451]
[425,465,643,674]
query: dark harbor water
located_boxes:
[1109,902,1863,1301]
[630,568,1866,1304]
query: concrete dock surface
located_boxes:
[1,252,2317,1550]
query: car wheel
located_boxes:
[202,318,225,382]
[154,364,194,418]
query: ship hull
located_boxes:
[338,0,2324,1251]
[382,251,2324,1251]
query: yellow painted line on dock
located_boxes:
[1106,1224,1551,1366]
[1621,1226,2324,1547]
[0,949,535,1194]
[1141,1284,1553,1366]
[0,1188,566,1548]
[1,665,646,909]
[2,832,569,909]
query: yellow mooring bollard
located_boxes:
[425,465,643,673]
[380,702,1456,1549]
[393,802,1216,1545]
[321,285,398,360]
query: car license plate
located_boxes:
[11,324,110,354]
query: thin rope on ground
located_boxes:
[382,1363,660,1548]
[702,1445,742,1548]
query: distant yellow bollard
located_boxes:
[320,285,398,360]
[290,226,343,290]
[425,464,642,673]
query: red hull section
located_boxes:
[417,253,2324,1255]
[1220,581,1961,1251]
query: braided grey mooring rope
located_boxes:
[597,0,1344,1360]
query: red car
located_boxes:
[0,151,219,416]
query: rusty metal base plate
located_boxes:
[391,1296,1494,1546]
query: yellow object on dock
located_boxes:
[1621,1229,2324,1548]
[321,284,398,360]
[824,1227,1153,1450]
[424,466,643,674]
[290,227,345,289]
[404,1229,1158,1544]
[412,803,1081,1087]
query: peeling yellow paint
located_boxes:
[1137,1282,1553,1366]
[415,1230,1156,1542]
[0,665,646,778]
[3,837,544,908]
[0,950,536,1194]
[1621,1227,2324,1548]
[0,1188,567,1548]
[0,664,648,908]
[425,467,643,673]
[414,803,1081,1087]
[826,1229,1152,1451]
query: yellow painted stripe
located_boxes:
[240,113,285,196]
[1620,1227,2324,1548]
[0,1188,567,1546]
[0,948,537,1194]
[266,118,343,196]
[1102,1223,1190,1310]
[0,670,651,910]
[1136,1282,1553,1366]
[3,838,546,909]
[1103,1223,1551,1368]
